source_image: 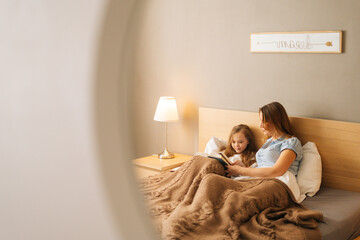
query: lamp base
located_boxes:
[157,148,175,159]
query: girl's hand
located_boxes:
[226,165,243,177]
[232,160,245,167]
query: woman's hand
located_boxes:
[226,164,244,177]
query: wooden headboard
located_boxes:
[199,107,360,192]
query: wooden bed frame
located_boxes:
[198,107,360,193]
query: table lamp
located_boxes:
[153,96,179,159]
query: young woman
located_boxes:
[226,102,302,201]
[227,102,302,178]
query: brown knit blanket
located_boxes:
[139,156,323,240]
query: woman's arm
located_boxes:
[226,149,296,177]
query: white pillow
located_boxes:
[297,142,322,200]
[204,137,227,155]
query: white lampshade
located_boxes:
[153,96,179,122]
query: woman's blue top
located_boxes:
[255,136,303,176]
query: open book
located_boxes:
[208,152,232,167]
[195,151,234,168]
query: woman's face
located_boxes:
[231,131,249,154]
[259,111,274,137]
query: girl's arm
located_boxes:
[226,149,296,177]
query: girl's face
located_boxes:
[259,111,275,137]
[231,131,249,154]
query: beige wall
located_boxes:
[129,0,360,157]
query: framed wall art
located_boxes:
[250,31,342,53]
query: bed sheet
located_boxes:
[302,187,360,240]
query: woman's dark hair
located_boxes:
[259,101,295,137]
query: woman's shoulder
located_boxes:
[281,136,302,151]
[283,136,301,144]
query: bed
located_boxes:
[198,107,360,240]
[140,106,360,239]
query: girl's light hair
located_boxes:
[221,124,257,167]
[259,102,295,140]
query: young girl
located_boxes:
[220,124,257,168]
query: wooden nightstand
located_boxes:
[133,153,193,179]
